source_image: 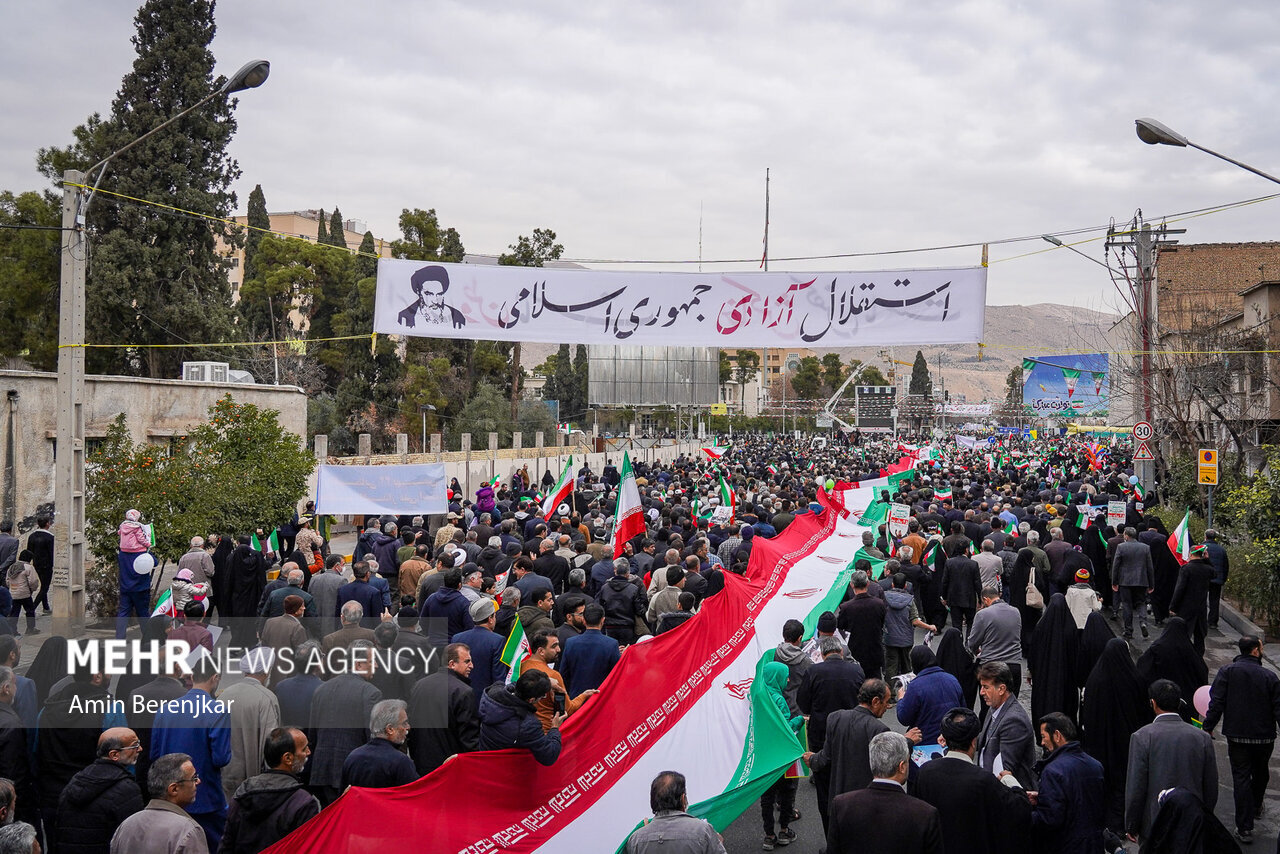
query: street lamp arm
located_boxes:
[1185,140,1280,188]
[80,59,270,212]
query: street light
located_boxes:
[1040,234,1113,273]
[54,60,270,633]
[1135,117,1280,186]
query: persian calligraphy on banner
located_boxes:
[373,260,987,347]
[315,464,448,515]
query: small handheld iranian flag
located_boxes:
[613,452,646,559]
[144,523,156,548]
[251,530,280,553]
[717,474,736,519]
[152,587,178,618]
[766,464,779,476]
[933,485,953,502]
[1168,509,1192,566]
[501,619,528,684]
[702,445,728,460]
[540,456,575,518]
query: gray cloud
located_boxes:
[4,0,1279,310]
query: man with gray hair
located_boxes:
[826,731,942,853]
[177,536,215,592]
[309,554,348,638]
[0,823,40,854]
[599,557,647,644]
[109,753,208,854]
[261,568,316,625]
[340,699,417,791]
[57,726,145,852]
[322,601,376,653]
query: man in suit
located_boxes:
[1125,678,1217,849]
[797,636,865,834]
[557,603,622,696]
[941,542,982,640]
[827,731,943,854]
[1110,527,1154,640]
[914,706,1030,854]
[804,679,919,819]
[975,661,1037,789]
[837,572,887,679]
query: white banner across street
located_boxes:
[373,260,987,347]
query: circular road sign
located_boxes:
[1132,421,1154,441]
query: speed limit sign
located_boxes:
[1132,421,1154,441]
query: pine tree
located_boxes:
[909,349,933,398]
[37,0,240,377]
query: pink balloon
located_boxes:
[1193,684,1212,719]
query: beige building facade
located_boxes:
[0,370,307,532]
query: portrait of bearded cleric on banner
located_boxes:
[398,264,466,329]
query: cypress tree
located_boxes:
[328,208,347,249]
[37,0,241,377]
[316,209,328,244]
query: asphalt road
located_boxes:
[721,614,1280,854]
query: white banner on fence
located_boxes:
[373,260,986,347]
[315,464,448,515]
[940,403,992,416]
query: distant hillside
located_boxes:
[522,303,1119,403]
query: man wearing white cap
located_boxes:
[452,598,508,707]
[219,647,281,803]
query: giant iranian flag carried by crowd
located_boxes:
[612,452,646,558]
[262,467,905,854]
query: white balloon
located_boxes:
[132,552,155,575]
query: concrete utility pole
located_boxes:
[53,169,88,632]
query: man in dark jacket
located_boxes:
[797,637,865,834]
[0,668,34,830]
[221,727,320,854]
[308,641,383,806]
[56,727,145,854]
[941,544,982,639]
[1203,635,1280,844]
[38,657,127,849]
[1030,713,1106,854]
[598,559,647,644]
[827,731,942,854]
[1168,547,1214,655]
[478,672,564,766]
[837,572,887,679]
[803,680,916,818]
[370,523,403,591]
[340,699,418,790]
[915,707,1030,854]
[557,604,621,696]
[409,642,480,776]
[337,562,386,630]
[423,568,475,645]
[1203,529,1229,629]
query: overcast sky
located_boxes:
[4,0,1278,312]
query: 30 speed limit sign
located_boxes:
[1132,421,1154,441]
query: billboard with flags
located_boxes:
[1022,353,1108,417]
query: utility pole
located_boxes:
[762,168,771,433]
[936,353,945,434]
[54,170,87,633]
[1106,213,1184,488]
